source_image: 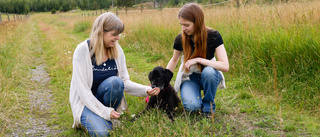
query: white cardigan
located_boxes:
[69,40,151,128]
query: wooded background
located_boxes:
[0,0,292,14]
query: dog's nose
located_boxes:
[151,84,157,88]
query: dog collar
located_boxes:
[162,85,170,91]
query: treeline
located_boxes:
[0,0,112,14]
[0,0,291,14]
[0,0,161,14]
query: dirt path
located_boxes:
[13,63,60,136]
[10,20,61,136]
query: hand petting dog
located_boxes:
[146,87,160,96]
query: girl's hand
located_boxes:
[184,58,201,71]
[146,87,160,96]
[110,110,120,119]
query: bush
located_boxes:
[73,21,91,33]
[51,8,56,14]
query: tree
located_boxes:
[60,0,71,11]
[7,4,14,13]
[25,4,30,14]
[96,0,112,9]
[70,0,78,9]
[167,0,179,7]
[92,1,100,10]
[81,0,88,10]
[117,0,133,8]
[117,0,133,14]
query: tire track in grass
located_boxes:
[35,16,83,135]
[10,17,61,136]
[22,64,59,136]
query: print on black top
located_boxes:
[86,39,118,96]
[173,29,224,60]
[91,57,118,96]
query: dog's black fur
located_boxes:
[131,66,181,122]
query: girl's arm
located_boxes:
[185,44,229,72]
[166,49,182,72]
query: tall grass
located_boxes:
[119,9,180,65]
[0,22,34,134]
[119,1,320,111]
[204,2,320,110]
[73,21,91,33]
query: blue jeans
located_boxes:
[180,66,221,113]
[81,76,124,136]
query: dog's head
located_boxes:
[148,66,173,90]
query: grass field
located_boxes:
[1,1,319,136]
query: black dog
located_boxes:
[131,66,181,122]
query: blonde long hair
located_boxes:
[178,3,207,71]
[90,12,124,65]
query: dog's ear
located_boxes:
[165,69,173,82]
[148,70,153,81]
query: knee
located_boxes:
[109,76,124,91]
[201,67,221,80]
[108,77,124,98]
[182,99,201,112]
[99,76,124,92]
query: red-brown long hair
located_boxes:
[178,3,207,71]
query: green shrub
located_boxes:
[51,8,56,14]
